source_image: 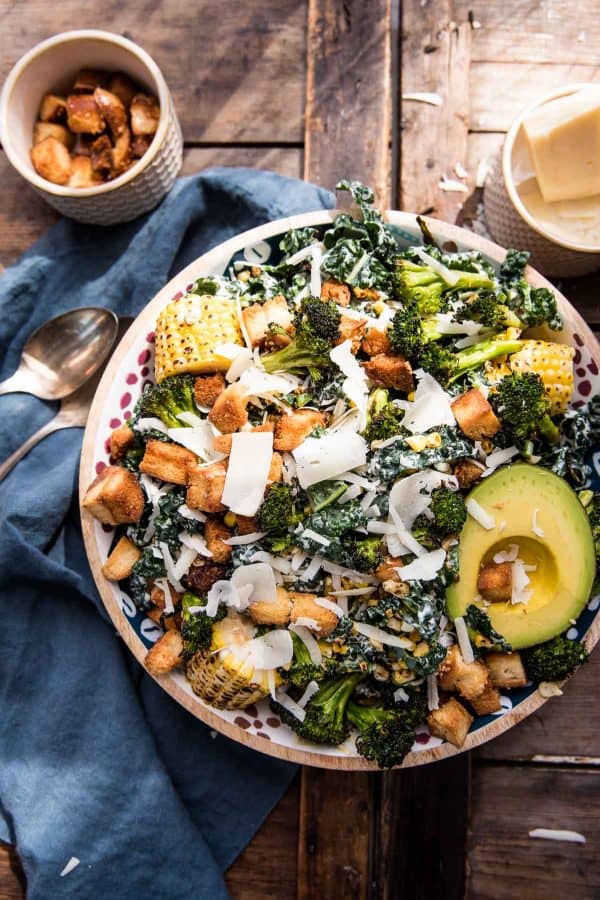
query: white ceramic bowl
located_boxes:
[80,210,600,769]
[0,30,183,225]
[484,83,600,278]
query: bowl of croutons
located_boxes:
[0,29,183,225]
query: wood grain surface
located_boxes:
[2,0,600,898]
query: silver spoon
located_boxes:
[0,316,133,483]
[0,307,119,400]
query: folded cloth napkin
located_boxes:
[0,169,333,899]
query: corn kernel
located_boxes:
[509,340,575,415]
[224,512,237,528]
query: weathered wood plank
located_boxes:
[376,755,470,900]
[226,777,300,899]
[0,843,24,900]
[456,0,600,65]
[0,147,302,268]
[478,650,600,762]
[304,0,392,202]
[398,1,471,221]
[297,770,373,900]
[467,765,600,899]
[0,0,306,143]
[470,62,600,132]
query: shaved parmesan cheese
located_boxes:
[292,432,368,489]
[232,562,277,604]
[329,587,376,598]
[301,528,331,547]
[291,550,307,572]
[173,546,199,581]
[249,551,292,574]
[231,629,293,671]
[413,248,461,286]
[389,470,457,530]
[394,687,409,703]
[493,543,519,564]
[402,91,443,106]
[290,623,322,664]
[214,341,247,361]
[239,365,299,397]
[60,857,80,877]
[154,577,174,614]
[511,558,533,605]
[314,597,344,617]
[330,340,369,429]
[539,681,563,698]
[339,483,362,502]
[339,471,379,491]
[225,532,267,546]
[179,531,212,557]
[135,416,169,434]
[400,370,456,434]
[319,559,379,584]
[178,504,207,522]
[206,580,237,615]
[353,622,414,649]
[454,161,469,179]
[466,497,496,529]
[285,242,321,266]
[397,548,446,582]
[482,445,519,475]
[301,555,323,581]
[159,542,184,592]
[177,410,204,427]
[225,347,253,382]
[282,452,297,485]
[529,829,585,844]
[427,674,440,711]
[435,313,482,336]
[294,616,321,630]
[276,689,306,722]
[310,244,322,297]
[222,432,273,515]
[439,177,469,193]
[532,508,544,537]
[454,616,475,663]
[168,422,218,460]
[298,680,320,708]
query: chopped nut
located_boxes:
[31,137,71,185]
[33,121,72,148]
[66,94,105,134]
[39,93,67,123]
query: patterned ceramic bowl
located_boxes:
[484,84,600,278]
[80,211,600,769]
[0,30,182,225]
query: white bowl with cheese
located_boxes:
[484,84,600,278]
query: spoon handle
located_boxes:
[0,416,68,482]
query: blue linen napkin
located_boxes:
[0,169,333,899]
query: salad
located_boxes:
[83,181,599,768]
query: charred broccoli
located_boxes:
[364,388,405,443]
[134,374,197,429]
[256,483,300,533]
[181,592,226,659]
[522,636,588,682]
[261,297,341,378]
[429,486,467,536]
[394,257,493,316]
[346,689,427,768]
[492,372,557,443]
[284,631,334,689]
[272,673,364,745]
[344,536,385,573]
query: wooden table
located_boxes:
[1,2,599,897]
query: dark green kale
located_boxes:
[542,396,600,487]
[522,636,588,682]
[464,604,512,652]
[153,488,199,553]
[368,426,472,482]
[498,249,562,331]
[307,480,349,512]
[279,226,319,258]
[127,547,166,610]
[303,500,367,538]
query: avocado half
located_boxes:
[446,463,595,649]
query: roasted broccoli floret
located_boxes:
[492,372,556,443]
[284,631,333,689]
[261,297,341,378]
[344,536,385,573]
[295,673,364,744]
[522,636,588,682]
[256,483,299,533]
[429,486,467,536]
[464,604,512,652]
[389,303,440,359]
[134,374,197,429]
[454,290,518,330]
[181,592,226,659]
[364,388,405,443]
[418,343,457,383]
[347,700,421,768]
[394,258,493,316]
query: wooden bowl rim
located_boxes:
[79,208,600,770]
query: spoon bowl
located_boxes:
[0,307,119,400]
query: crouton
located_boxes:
[140,439,197,485]
[485,651,528,690]
[437,644,490,701]
[353,286,380,301]
[452,389,501,441]
[147,606,180,632]
[72,133,92,156]
[145,630,184,675]
[111,128,132,174]
[108,72,137,107]
[93,87,128,137]
[186,461,227,512]
[235,515,259,535]
[249,586,293,627]
[90,134,114,177]
[336,314,366,351]
[33,121,72,148]
[150,582,181,611]
[73,68,109,92]
[362,326,392,357]
[478,562,512,603]
[469,679,502,715]
[39,93,67,123]
[363,354,414,392]
[109,423,135,460]
[265,295,294,332]
[321,279,351,306]
[208,383,249,433]
[69,155,103,188]
[130,93,160,135]
[375,556,403,584]
[102,536,141,581]
[290,592,339,637]
[427,697,473,747]
[242,303,268,348]
[194,373,226,408]
[31,137,71,185]
[204,518,232,563]
[182,561,227,594]
[131,134,152,158]
[454,457,485,489]
[273,409,325,451]
[267,452,283,484]
[213,423,273,455]
[82,465,145,525]
[66,93,105,134]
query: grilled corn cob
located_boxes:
[509,340,575,415]
[154,293,244,382]
[186,612,270,709]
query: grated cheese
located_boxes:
[154,577,174,614]
[298,680,320,708]
[159,542,184,592]
[400,370,456,434]
[135,416,169,434]
[178,504,207,523]
[301,528,331,547]
[394,687,409,703]
[314,596,345,617]
[179,532,212,558]
[329,340,369,429]
[232,562,277,605]
[294,616,321,630]
[482,445,519,476]
[168,422,219,460]
[249,550,292,574]
[493,544,519,564]
[225,532,268,546]
[276,689,306,722]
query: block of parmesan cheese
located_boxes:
[523,86,600,203]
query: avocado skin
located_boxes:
[446,463,596,650]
